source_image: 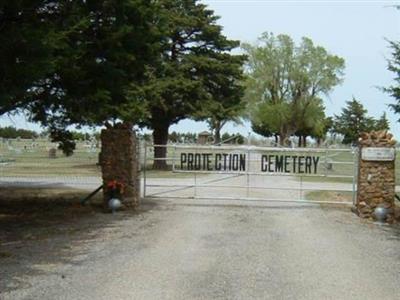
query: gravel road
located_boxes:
[2,197,400,300]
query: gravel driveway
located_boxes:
[2,196,400,300]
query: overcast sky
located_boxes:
[1,0,400,138]
[172,0,400,137]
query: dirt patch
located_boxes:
[0,186,145,293]
[0,187,104,244]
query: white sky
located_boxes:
[1,0,400,138]
[173,0,400,137]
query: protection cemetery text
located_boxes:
[179,153,320,174]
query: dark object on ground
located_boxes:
[81,185,103,206]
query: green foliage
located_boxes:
[9,0,161,154]
[168,131,197,143]
[294,98,327,139]
[386,40,400,119]
[221,132,231,142]
[242,33,345,145]
[1,1,244,161]
[251,122,273,138]
[48,128,76,156]
[221,133,244,144]
[134,0,245,168]
[375,112,390,131]
[137,1,244,128]
[27,0,160,126]
[251,101,291,140]
[0,1,53,115]
[196,51,246,143]
[0,127,38,139]
[332,98,387,145]
[70,131,91,141]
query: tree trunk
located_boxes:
[298,135,302,147]
[279,132,287,146]
[214,120,221,145]
[274,134,278,146]
[152,123,170,170]
[302,135,307,147]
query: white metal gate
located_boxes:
[142,144,357,205]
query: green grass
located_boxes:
[299,149,400,185]
[0,150,100,177]
[1,140,400,184]
[305,190,353,202]
[299,176,354,184]
[295,149,355,184]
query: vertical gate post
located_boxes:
[143,142,147,199]
[352,148,358,206]
[99,122,140,208]
[355,131,396,222]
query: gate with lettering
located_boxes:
[142,144,357,205]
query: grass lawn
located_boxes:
[305,190,353,203]
[2,140,400,184]
[300,149,400,185]
[0,150,100,177]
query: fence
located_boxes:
[142,144,359,205]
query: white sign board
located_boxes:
[361,147,395,161]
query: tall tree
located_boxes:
[0,1,53,115]
[386,40,400,120]
[375,112,390,131]
[294,98,326,147]
[199,56,246,145]
[242,33,345,145]
[251,122,277,144]
[332,98,376,145]
[23,0,160,154]
[313,116,333,146]
[197,47,246,145]
[138,0,244,169]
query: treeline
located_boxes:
[0,127,38,139]
[332,98,389,145]
[168,131,245,144]
[139,131,245,144]
[253,98,390,147]
[0,127,102,142]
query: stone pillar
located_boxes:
[99,122,140,208]
[355,131,396,222]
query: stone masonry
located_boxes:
[356,130,396,222]
[99,122,140,208]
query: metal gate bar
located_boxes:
[146,173,244,197]
[144,195,353,206]
[142,143,357,205]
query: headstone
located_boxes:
[48,148,57,159]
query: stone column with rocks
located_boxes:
[99,122,140,208]
[355,130,396,222]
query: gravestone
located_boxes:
[48,148,57,159]
[99,122,140,208]
[355,131,396,222]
